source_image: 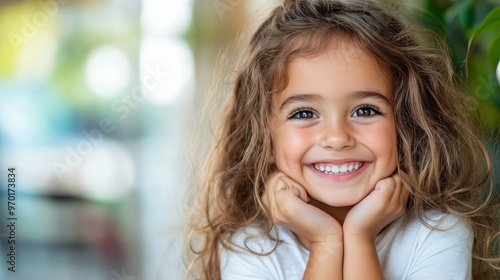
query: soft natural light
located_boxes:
[139,0,193,106]
[85,45,130,98]
[139,37,193,105]
[78,142,135,201]
[15,31,57,82]
[141,0,192,35]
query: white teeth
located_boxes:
[313,162,363,175]
[332,165,339,173]
[339,165,348,173]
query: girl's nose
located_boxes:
[319,119,355,151]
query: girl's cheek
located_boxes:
[272,127,314,168]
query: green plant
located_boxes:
[420,0,500,129]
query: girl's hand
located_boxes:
[343,173,409,240]
[264,172,343,246]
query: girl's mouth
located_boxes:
[313,161,364,175]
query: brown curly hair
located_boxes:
[186,0,500,279]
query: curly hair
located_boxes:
[186,0,500,279]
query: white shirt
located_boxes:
[220,211,473,280]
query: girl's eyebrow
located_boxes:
[352,91,391,104]
[279,93,324,111]
[279,91,390,112]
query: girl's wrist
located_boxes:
[314,235,344,247]
[343,231,377,245]
[309,239,344,260]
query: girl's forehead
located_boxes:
[277,38,393,93]
[285,33,365,60]
[272,44,394,110]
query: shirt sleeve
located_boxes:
[406,214,473,280]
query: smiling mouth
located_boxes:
[313,162,364,175]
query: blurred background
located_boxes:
[0,0,498,279]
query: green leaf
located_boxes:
[466,6,500,77]
[470,7,500,38]
[488,34,500,71]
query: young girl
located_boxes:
[186,0,500,279]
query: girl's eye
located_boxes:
[289,109,318,119]
[351,106,382,117]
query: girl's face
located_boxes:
[270,41,398,207]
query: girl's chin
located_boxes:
[310,190,369,207]
[320,200,360,208]
[310,196,362,209]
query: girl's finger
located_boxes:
[391,173,409,206]
[390,174,402,203]
[278,175,310,203]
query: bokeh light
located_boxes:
[85,45,131,98]
[139,37,194,105]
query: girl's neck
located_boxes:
[309,198,351,225]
